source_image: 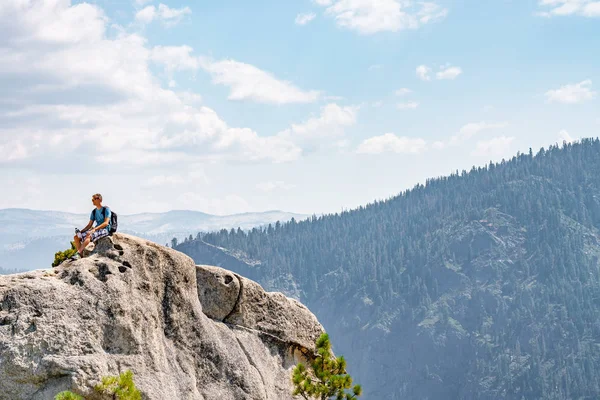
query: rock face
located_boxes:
[0,234,324,399]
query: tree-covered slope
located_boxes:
[177,138,600,399]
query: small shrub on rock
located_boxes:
[94,369,142,400]
[54,391,84,400]
[52,242,78,267]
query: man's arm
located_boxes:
[95,217,110,231]
[81,220,94,233]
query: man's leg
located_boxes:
[79,235,92,255]
[73,235,81,252]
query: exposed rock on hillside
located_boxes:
[0,234,324,400]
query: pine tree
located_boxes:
[292,333,362,400]
[94,370,142,400]
[54,392,84,400]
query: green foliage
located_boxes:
[54,391,84,400]
[292,333,362,400]
[52,241,78,267]
[94,370,141,400]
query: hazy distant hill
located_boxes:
[0,209,307,272]
[177,138,600,399]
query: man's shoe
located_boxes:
[70,253,82,261]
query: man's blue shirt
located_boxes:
[90,206,111,231]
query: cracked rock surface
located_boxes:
[0,233,324,399]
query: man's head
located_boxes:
[92,193,103,207]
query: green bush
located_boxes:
[94,370,142,400]
[292,333,362,400]
[52,241,78,267]
[54,391,84,400]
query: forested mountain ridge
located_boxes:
[176,138,600,399]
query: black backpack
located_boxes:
[97,207,118,235]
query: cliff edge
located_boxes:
[0,233,324,399]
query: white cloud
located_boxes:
[432,141,445,150]
[150,45,200,73]
[199,58,320,104]
[0,0,107,44]
[148,47,319,105]
[277,103,358,148]
[316,0,448,34]
[0,0,302,167]
[416,65,432,81]
[135,4,191,26]
[256,181,296,192]
[371,101,383,108]
[471,136,515,157]
[418,64,462,81]
[397,102,419,110]
[395,88,412,96]
[135,5,155,23]
[436,66,462,80]
[368,64,383,71]
[334,139,351,149]
[356,133,427,154]
[537,0,600,17]
[558,129,575,143]
[545,80,597,104]
[450,122,509,144]
[0,140,29,161]
[135,0,153,5]
[295,12,316,25]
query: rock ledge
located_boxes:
[0,234,324,400]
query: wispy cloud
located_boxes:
[536,0,600,17]
[395,88,413,96]
[558,130,575,143]
[436,66,462,80]
[315,0,448,35]
[200,58,320,104]
[416,65,432,81]
[295,12,316,25]
[148,47,321,104]
[545,80,597,104]
[418,64,462,81]
[277,103,358,151]
[356,133,427,154]
[471,136,515,157]
[150,45,200,74]
[397,102,420,110]
[450,122,509,144]
[135,4,192,26]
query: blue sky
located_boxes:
[0,0,598,215]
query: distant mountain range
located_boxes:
[0,209,308,272]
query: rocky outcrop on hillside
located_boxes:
[0,234,324,400]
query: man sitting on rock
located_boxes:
[73,193,112,259]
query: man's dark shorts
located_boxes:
[80,228,110,242]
